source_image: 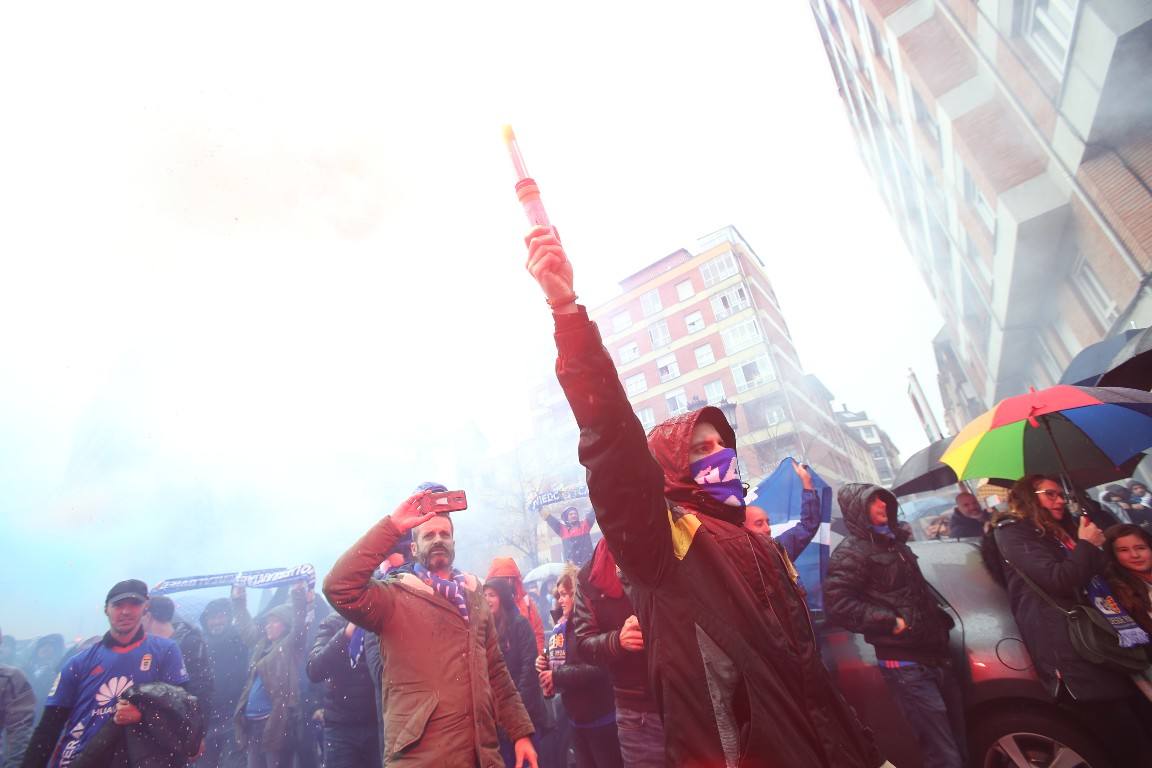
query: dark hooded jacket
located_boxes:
[22,635,64,713]
[71,682,204,768]
[198,599,249,725]
[552,308,882,768]
[233,596,307,755]
[169,621,213,708]
[825,485,953,663]
[305,613,378,727]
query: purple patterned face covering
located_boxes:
[689,447,745,508]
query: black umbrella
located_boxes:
[892,437,1146,497]
[1099,326,1152,389]
[1058,328,1142,385]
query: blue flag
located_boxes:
[751,458,832,613]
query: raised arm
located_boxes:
[323,493,436,634]
[524,226,673,588]
[995,519,1105,600]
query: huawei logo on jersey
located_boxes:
[94,675,133,706]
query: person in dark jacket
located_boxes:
[571,540,662,768]
[540,507,596,567]
[825,484,965,768]
[1,643,36,768]
[20,636,63,722]
[523,226,887,768]
[198,597,248,768]
[71,682,204,768]
[144,597,214,707]
[304,613,379,768]
[537,568,620,768]
[948,491,989,539]
[234,584,309,768]
[992,475,1152,766]
[483,579,549,767]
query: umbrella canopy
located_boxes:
[522,561,567,584]
[892,437,966,496]
[941,385,1152,481]
[1099,326,1152,390]
[892,435,1141,496]
[1058,328,1143,385]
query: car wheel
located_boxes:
[971,707,1113,768]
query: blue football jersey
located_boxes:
[45,633,189,767]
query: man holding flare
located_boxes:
[522,225,891,767]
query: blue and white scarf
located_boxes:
[413,563,470,622]
[1087,575,1151,648]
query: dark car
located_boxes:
[819,538,1115,768]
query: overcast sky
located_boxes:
[0,2,947,639]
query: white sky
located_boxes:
[0,2,946,638]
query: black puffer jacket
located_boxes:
[825,484,953,663]
[993,516,1134,701]
[72,682,204,768]
[305,613,379,727]
[553,308,882,768]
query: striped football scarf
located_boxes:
[414,563,470,622]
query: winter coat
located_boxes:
[551,308,883,768]
[72,682,204,768]
[544,514,595,566]
[948,507,989,539]
[233,597,307,754]
[571,540,656,713]
[324,518,534,767]
[486,558,547,655]
[21,636,63,713]
[493,610,550,735]
[305,613,379,727]
[825,484,954,663]
[198,601,249,725]
[169,621,213,708]
[1,665,35,768]
[993,516,1135,700]
[548,615,615,726]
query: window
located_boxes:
[912,89,940,146]
[684,311,705,334]
[656,353,681,383]
[866,15,893,72]
[618,341,640,364]
[961,166,996,232]
[721,318,761,356]
[649,320,671,349]
[1025,0,1078,79]
[1073,257,1119,327]
[700,250,738,287]
[704,379,725,404]
[710,283,751,319]
[625,373,648,396]
[640,289,662,317]
[611,311,632,333]
[676,280,695,301]
[665,388,688,416]
[636,407,656,432]
[860,426,877,440]
[695,344,715,368]
[730,355,776,392]
[870,446,885,460]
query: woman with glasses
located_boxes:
[992,475,1152,764]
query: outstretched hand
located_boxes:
[792,460,814,491]
[390,492,439,534]
[524,226,576,312]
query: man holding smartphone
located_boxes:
[323,483,537,768]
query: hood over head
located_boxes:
[33,633,65,658]
[487,557,527,602]
[200,598,234,630]
[646,406,743,525]
[259,603,296,634]
[837,483,904,542]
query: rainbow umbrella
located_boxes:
[941,385,1152,482]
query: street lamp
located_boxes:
[718,397,738,431]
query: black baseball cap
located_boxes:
[106,579,149,605]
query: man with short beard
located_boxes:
[20,580,189,768]
[324,482,537,767]
[947,492,989,539]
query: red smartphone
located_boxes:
[417,490,468,514]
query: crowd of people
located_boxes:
[1,228,1151,767]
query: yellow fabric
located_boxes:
[940,408,996,476]
[669,508,701,560]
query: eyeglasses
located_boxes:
[1034,490,1067,501]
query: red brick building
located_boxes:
[810,0,1152,430]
